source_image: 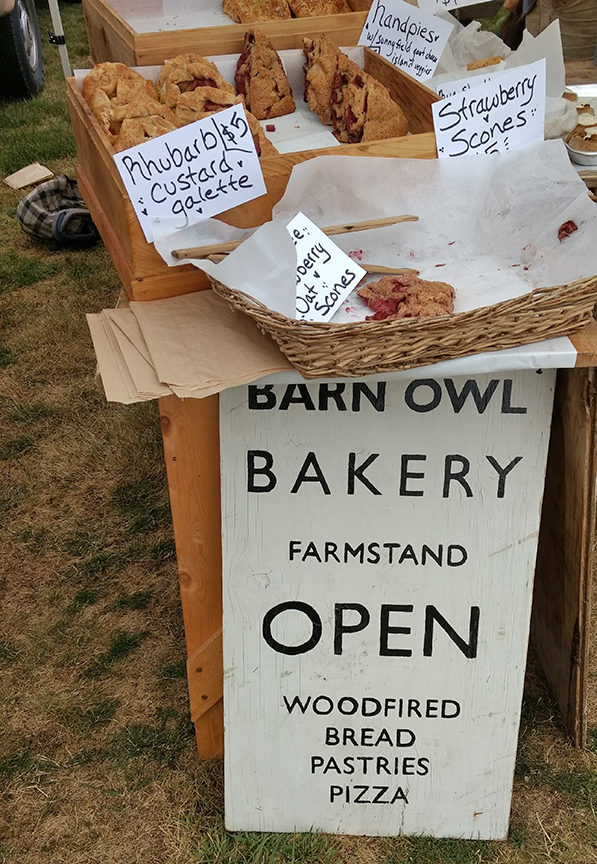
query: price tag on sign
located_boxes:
[359,0,454,82]
[113,103,267,243]
[432,59,546,159]
[286,214,366,322]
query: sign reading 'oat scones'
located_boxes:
[221,370,555,838]
[286,214,366,322]
[359,0,453,82]
[113,104,266,243]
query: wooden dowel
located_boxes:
[171,215,419,260]
[206,253,418,276]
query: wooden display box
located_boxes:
[66,49,439,301]
[82,0,372,66]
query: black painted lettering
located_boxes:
[279,383,316,410]
[247,450,276,492]
[334,603,370,654]
[319,383,347,411]
[248,384,276,409]
[262,601,322,655]
[444,378,499,413]
[486,455,522,498]
[352,382,386,412]
[501,379,527,414]
[380,604,413,657]
[290,452,331,495]
[348,453,382,495]
[423,605,480,658]
[443,455,473,497]
[404,379,442,412]
[400,455,426,496]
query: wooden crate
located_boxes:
[66,49,439,301]
[82,0,372,66]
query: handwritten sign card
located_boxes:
[286,214,366,322]
[359,0,453,82]
[432,59,546,159]
[418,0,489,14]
[113,104,267,243]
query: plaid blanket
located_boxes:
[16,175,100,248]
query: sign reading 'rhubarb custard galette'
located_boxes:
[220,370,555,839]
[113,104,266,243]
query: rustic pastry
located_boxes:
[288,0,351,14]
[222,0,291,22]
[157,54,235,108]
[235,30,295,120]
[174,88,243,125]
[358,274,455,320]
[83,61,158,104]
[113,115,179,152]
[466,56,503,71]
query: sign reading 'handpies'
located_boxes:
[359,0,454,82]
[113,104,267,243]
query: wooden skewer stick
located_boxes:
[206,252,419,276]
[171,215,419,260]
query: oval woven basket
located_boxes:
[209,275,597,379]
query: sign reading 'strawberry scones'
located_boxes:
[432,60,546,159]
[359,0,453,82]
[113,104,266,243]
[220,370,555,839]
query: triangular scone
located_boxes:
[245,109,279,156]
[340,73,409,143]
[157,54,235,108]
[304,36,409,142]
[235,30,295,120]
[302,34,351,125]
[289,0,351,15]
[223,0,291,22]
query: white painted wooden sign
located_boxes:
[219,369,556,839]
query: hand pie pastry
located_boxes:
[157,54,235,108]
[303,34,355,125]
[466,56,503,70]
[288,0,351,14]
[235,30,295,120]
[358,275,455,320]
[222,0,291,22]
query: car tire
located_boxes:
[0,0,44,100]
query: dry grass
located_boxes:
[2,4,597,862]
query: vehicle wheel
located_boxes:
[0,0,44,100]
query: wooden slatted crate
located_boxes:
[66,49,439,301]
[82,0,372,66]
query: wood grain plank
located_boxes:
[187,628,224,722]
[571,319,597,365]
[158,394,224,758]
[82,0,137,66]
[531,367,597,745]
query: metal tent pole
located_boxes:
[47,0,72,77]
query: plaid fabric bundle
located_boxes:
[16,175,100,248]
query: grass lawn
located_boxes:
[1,3,597,862]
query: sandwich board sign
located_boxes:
[219,369,555,839]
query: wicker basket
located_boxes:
[209,275,597,379]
